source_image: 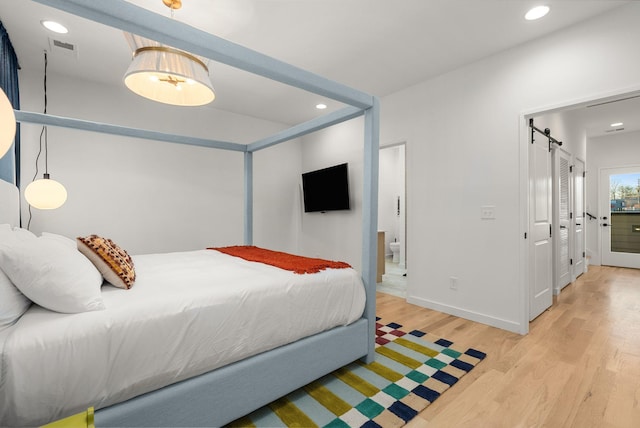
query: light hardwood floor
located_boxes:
[376,265,640,428]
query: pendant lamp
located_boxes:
[25,173,67,209]
[0,87,16,159]
[122,0,215,107]
[123,32,215,106]
[25,52,67,210]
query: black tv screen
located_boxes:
[302,163,350,213]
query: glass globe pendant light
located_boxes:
[25,173,67,209]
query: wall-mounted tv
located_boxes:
[302,163,350,213]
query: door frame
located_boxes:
[518,85,640,335]
[379,140,408,271]
[572,157,586,281]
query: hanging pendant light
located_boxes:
[25,52,67,211]
[25,173,67,209]
[0,87,16,159]
[122,1,215,106]
[123,34,215,106]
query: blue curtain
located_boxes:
[0,19,20,185]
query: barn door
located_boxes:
[529,125,553,321]
[555,149,572,292]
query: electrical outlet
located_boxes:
[450,276,458,290]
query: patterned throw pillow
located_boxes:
[77,235,136,289]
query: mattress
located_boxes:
[0,249,366,427]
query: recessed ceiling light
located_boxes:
[525,5,550,21]
[316,103,327,110]
[611,122,624,127]
[41,20,69,34]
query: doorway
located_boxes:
[599,166,640,269]
[377,143,407,297]
[523,90,640,329]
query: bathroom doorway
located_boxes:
[377,142,407,297]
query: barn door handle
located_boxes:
[560,225,567,229]
[575,223,582,226]
[602,223,610,227]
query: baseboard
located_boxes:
[406,295,524,334]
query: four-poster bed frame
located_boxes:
[9,1,380,425]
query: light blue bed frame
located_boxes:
[9,1,380,426]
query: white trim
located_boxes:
[519,85,640,119]
[380,139,407,150]
[518,114,530,334]
[407,295,523,334]
[572,156,587,281]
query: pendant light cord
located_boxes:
[27,51,48,230]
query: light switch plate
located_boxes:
[481,205,496,219]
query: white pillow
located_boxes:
[12,226,37,239]
[41,232,77,248]
[0,238,105,314]
[0,267,31,330]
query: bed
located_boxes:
[1,1,380,426]
[0,179,371,426]
[0,229,366,425]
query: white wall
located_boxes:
[298,119,364,270]
[586,129,640,265]
[19,69,301,255]
[377,3,640,333]
[253,138,302,252]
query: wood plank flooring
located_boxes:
[376,265,640,428]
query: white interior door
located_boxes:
[554,149,572,292]
[573,158,586,279]
[600,166,640,268]
[529,129,553,321]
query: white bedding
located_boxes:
[0,249,365,427]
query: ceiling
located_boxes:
[0,0,638,132]
[564,93,640,139]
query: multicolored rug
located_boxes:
[228,318,486,427]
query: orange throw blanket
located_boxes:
[209,246,351,274]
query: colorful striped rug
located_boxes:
[228,318,486,427]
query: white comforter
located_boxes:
[0,249,365,427]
